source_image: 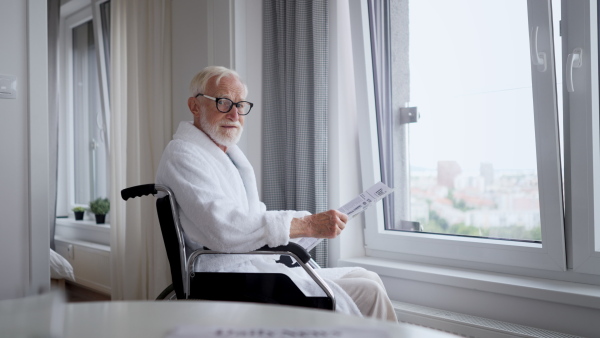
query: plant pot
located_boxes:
[95,214,106,224]
[74,211,84,221]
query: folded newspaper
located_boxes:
[338,182,393,219]
[167,326,390,338]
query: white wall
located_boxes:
[171,0,215,134]
[0,0,30,300]
[0,0,50,300]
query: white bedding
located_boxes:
[50,249,75,281]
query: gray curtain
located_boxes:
[48,0,60,250]
[368,0,395,229]
[262,0,329,267]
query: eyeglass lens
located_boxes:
[216,98,251,114]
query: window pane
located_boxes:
[390,0,559,242]
[72,20,108,205]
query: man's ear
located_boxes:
[188,97,199,116]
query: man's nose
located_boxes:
[226,106,240,121]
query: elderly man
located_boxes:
[156,66,397,321]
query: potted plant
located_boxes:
[72,206,86,221]
[89,197,110,224]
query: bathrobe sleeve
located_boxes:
[156,139,300,253]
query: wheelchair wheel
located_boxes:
[156,283,177,300]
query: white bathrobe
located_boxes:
[156,121,362,316]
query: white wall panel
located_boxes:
[0,0,31,300]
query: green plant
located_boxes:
[89,198,110,215]
[72,206,86,213]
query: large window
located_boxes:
[57,1,111,218]
[394,0,551,243]
[355,0,600,278]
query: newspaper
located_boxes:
[167,326,390,338]
[338,182,393,219]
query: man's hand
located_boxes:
[290,210,348,239]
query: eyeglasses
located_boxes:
[195,93,253,115]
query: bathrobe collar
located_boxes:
[173,121,260,210]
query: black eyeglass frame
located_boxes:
[195,93,254,115]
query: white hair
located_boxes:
[189,66,248,98]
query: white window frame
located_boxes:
[351,0,600,281]
[57,0,110,218]
[564,0,600,274]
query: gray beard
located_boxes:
[199,112,243,148]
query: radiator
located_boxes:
[393,301,583,338]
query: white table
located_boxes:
[1,293,459,338]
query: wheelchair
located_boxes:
[120,184,335,310]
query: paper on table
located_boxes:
[338,182,393,219]
[166,326,390,338]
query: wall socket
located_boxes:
[0,74,17,99]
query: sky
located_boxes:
[406,0,563,173]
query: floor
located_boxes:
[52,280,111,302]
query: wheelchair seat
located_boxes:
[121,184,335,310]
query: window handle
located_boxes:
[566,48,583,93]
[530,26,547,72]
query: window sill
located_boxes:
[55,217,110,247]
[338,256,600,311]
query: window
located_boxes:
[354,0,600,279]
[57,1,111,219]
[391,1,551,243]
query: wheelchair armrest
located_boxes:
[202,242,311,264]
[253,243,311,264]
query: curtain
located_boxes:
[367,0,396,228]
[48,0,60,251]
[109,0,172,300]
[262,0,330,267]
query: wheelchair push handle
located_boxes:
[121,184,157,201]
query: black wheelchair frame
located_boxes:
[121,184,335,310]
